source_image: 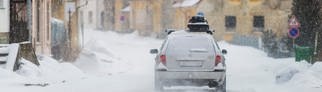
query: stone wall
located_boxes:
[196,0,292,41]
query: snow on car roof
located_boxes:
[167,30,214,39]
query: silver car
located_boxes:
[150,30,227,92]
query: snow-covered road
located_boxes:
[1,29,322,92]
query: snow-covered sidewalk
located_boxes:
[0,29,321,92]
[220,42,322,92]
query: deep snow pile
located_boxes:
[17,56,85,83]
[73,30,162,92]
[0,56,86,92]
[219,41,322,92]
[278,62,322,89]
[74,40,130,76]
[0,30,162,92]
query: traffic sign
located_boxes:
[288,27,300,39]
[289,15,300,28]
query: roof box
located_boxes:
[187,16,212,34]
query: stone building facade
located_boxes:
[204,0,293,41]
[167,0,292,41]
[78,0,105,30]
[123,0,292,41]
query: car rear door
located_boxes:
[165,35,216,71]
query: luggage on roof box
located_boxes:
[189,16,208,23]
[187,16,210,32]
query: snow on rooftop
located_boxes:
[173,0,201,8]
[121,6,131,12]
[51,18,64,23]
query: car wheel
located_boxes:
[155,81,163,92]
[155,73,164,92]
[215,78,226,92]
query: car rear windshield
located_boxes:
[167,36,214,53]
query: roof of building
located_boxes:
[121,5,131,12]
[173,0,201,8]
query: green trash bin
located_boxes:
[295,46,314,63]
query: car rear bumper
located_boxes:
[156,70,225,80]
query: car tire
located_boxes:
[155,72,164,92]
[155,81,163,92]
[216,78,226,92]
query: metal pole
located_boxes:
[314,32,319,55]
[66,9,72,61]
[293,39,295,48]
[313,31,319,63]
[82,22,84,48]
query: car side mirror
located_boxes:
[210,29,215,32]
[222,49,227,55]
[150,49,158,54]
[165,29,175,35]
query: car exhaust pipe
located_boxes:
[208,81,219,88]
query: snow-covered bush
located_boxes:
[262,29,294,58]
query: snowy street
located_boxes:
[1,30,322,92]
[2,0,322,92]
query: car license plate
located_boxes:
[180,61,202,67]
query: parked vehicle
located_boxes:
[150,30,227,92]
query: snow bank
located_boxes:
[0,67,25,81]
[37,56,85,83]
[74,39,131,76]
[74,30,160,77]
[16,58,41,79]
[219,41,322,92]
[275,61,322,90]
[0,68,28,92]
[275,61,311,84]
[2,29,320,92]
[287,62,322,88]
[0,55,86,92]
[15,56,85,84]
[310,62,322,76]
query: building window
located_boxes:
[0,0,3,8]
[253,16,265,32]
[88,11,93,24]
[225,16,236,31]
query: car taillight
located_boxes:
[215,55,221,66]
[160,55,166,65]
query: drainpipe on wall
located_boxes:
[77,0,88,49]
[27,0,32,42]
